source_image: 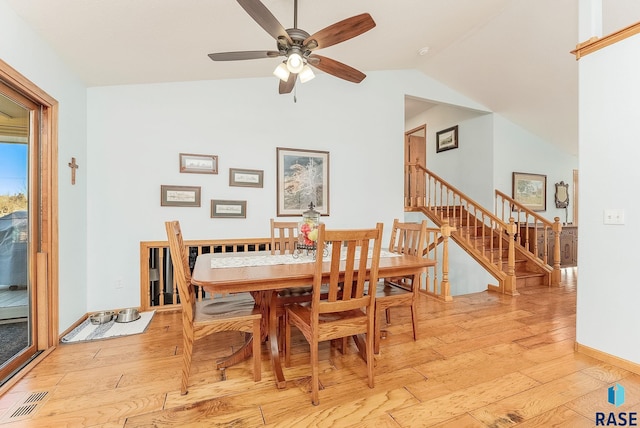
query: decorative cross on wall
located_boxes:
[68,157,79,185]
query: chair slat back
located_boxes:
[165,221,196,321]
[270,219,299,255]
[313,223,383,315]
[388,219,427,257]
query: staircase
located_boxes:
[405,164,562,295]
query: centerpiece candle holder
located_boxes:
[294,202,320,258]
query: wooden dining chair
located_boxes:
[284,223,383,405]
[165,220,262,395]
[270,219,298,255]
[270,219,314,351]
[374,219,427,353]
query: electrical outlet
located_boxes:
[115,278,123,289]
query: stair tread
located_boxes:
[423,205,553,290]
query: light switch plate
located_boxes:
[604,209,625,225]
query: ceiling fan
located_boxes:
[208,0,376,94]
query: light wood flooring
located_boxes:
[1,267,639,427]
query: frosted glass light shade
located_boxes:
[286,53,304,73]
[273,63,290,82]
[299,65,315,83]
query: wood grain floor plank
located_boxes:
[520,352,603,384]
[513,406,594,428]
[564,372,640,419]
[264,387,417,427]
[390,372,541,427]
[468,372,606,426]
[5,267,632,428]
[124,397,264,428]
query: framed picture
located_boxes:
[211,199,246,218]
[229,168,264,188]
[276,147,330,216]
[179,153,218,174]
[436,125,459,153]
[161,185,201,207]
[512,172,547,211]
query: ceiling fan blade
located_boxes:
[308,54,366,83]
[208,51,280,61]
[304,13,375,50]
[237,0,292,44]
[279,73,297,94]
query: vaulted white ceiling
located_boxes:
[5,0,640,156]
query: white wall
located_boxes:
[493,115,578,224]
[86,70,485,312]
[0,0,88,332]
[405,104,495,295]
[423,105,494,208]
[577,33,640,364]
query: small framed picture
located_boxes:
[436,125,459,153]
[229,168,264,188]
[211,199,247,218]
[161,185,201,207]
[512,172,547,211]
[179,153,218,174]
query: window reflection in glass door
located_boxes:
[0,90,33,376]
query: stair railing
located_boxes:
[405,162,518,295]
[140,238,271,311]
[495,190,562,285]
[141,231,454,308]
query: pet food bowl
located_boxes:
[89,311,115,325]
[115,308,140,323]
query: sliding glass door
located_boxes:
[0,85,37,383]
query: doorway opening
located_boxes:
[404,124,426,207]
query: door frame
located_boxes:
[0,59,58,392]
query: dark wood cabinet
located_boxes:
[521,225,578,267]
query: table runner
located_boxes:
[210,249,399,269]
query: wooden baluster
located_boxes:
[494,220,500,264]
[497,223,504,271]
[504,217,518,295]
[440,221,455,301]
[480,213,485,258]
[440,182,445,220]
[197,246,205,300]
[465,203,470,242]
[158,248,166,306]
[551,217,562,286]
[414,163,419,207]
[404,163,409,206]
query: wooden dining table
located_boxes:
[191,250,436,388]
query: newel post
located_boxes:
[439,220,455,302]
[551,217,562,286]
[504,217,518,295]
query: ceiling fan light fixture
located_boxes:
[273,62,290,82]
[299,65,315,83]
[286,52,304,73]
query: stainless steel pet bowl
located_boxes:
[115,308,140,323]
[89,311,115,325]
